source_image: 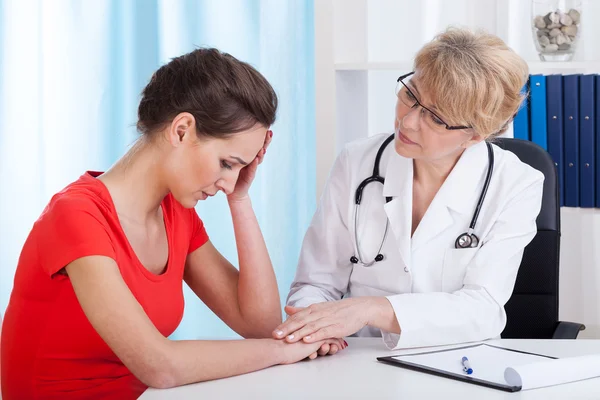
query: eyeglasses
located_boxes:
[395,72,471,131]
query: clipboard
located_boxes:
[377,343,556,392]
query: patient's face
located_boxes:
[164,124,267,208]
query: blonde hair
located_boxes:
[413,27,528,138]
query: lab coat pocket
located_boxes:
[442,248,478,292]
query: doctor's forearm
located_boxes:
[364,297,401,334]
[229,197,282,335]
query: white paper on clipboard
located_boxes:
[391,344,600,390]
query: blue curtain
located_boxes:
[0,0,315,340]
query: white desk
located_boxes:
[140,338,600,399]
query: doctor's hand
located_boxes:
[272,298,379,345]
[228,130,272,203]
[278,337,347,365]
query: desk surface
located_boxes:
[140,338,600,399]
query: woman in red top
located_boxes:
[0,48,345,399]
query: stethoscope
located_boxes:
[350,134,494,267]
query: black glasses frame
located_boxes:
[396,71,472,131]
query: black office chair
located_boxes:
[493,138,585,339]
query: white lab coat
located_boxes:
[287,133,544,349]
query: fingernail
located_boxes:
[274,330,283,336]
[305,335,311,340]
[287,334,295,340]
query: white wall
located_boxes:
[315,0,600,338]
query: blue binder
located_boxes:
[513,80,530,141]
[596,76,600,207]
[579,74,595,208]
[546,74,565,207]
[563,74,580,207]
[529,75,548,150]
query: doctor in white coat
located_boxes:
[273,28,544,354]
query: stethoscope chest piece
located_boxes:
[455,232,479,249]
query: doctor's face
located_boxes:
[393,73,480,162]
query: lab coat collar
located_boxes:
[382,140,489,213]
[434,141,491,215]
[382,141,491,256]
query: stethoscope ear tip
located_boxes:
[350,254,384,265]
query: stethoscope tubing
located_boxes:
[351,134,494,266]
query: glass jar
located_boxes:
[531,0,582,61]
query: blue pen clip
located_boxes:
[462,356,473,375]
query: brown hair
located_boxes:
[414,27,528,138]
[137,48,278,138]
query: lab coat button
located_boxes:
[404,267,409,272]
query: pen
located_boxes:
[461,356,473,375]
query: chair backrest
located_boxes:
[493,138,560,339]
